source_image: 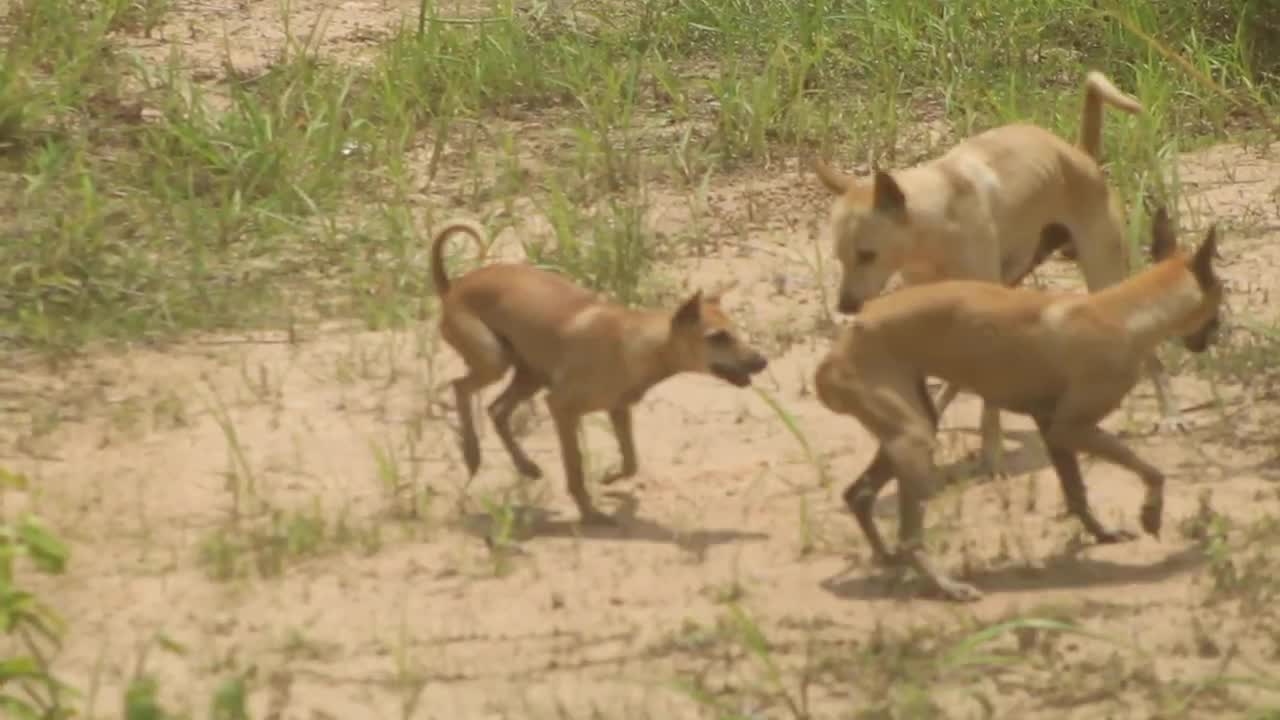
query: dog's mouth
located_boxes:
[711,363,756,388]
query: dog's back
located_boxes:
[842,280,1086,414]
[447,262,604,371]
[937,123,1109,236]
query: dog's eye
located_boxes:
[856,250,878,265]
[706,330,732,345]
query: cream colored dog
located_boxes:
[813,209,1223,602]
[811,71,1187,479]
[431,220,769,525]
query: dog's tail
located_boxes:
[430,219,488,298]
[812,157,855,195]
[1079,71,1142,162]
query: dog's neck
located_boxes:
[616,310,685,403]
[1089,264,1204,350]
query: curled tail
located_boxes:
[430,220,488,298]
[812,157,855,195]
[1079,71,1142,162]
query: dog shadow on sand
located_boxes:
[819,541,1206,603]
[456,488,770,559]
[822,427,1208,601]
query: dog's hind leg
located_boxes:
[487,362,546,479]
[442,314,512,477]
[844,448,899,567]
[852,377,980,601]
[601,405,638,485]
[884,428,983,602]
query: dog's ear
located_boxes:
[813,158,853,195]
[1191,224,1220,288]
[872,170,907,217]
[672,290,703,328]
[1149,206,1177,262]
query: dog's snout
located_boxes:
[748,354,768,373]
[837,294,863,314]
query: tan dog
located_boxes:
[813,208,1223,602]
[811,71,1188,479]
[431,220,769,524]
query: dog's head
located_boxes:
[1148,206,1224,353]
[669,283,768,387]
[814,160,914,315]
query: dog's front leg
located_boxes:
[1040,418,1164,538]
[1037,435,1136,544]
[546,394,613,525]
[1146,353,1189,433]
[601,405,639,485]
[930,385,1006,481]
[977,404,1007,480]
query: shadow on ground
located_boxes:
[819,542,1206,603]
[456,489,771,558]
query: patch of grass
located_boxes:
[198,497,328,581]
[0,469,76,720]
[668,602,1280,718]
[0,0,1274,354]
[524,187,659,306]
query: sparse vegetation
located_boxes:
[2,0,1280,717]
[1,0,1276,353]
[0,470,74,719]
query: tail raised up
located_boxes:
[430,220,488,298]
[1079,71,1142,162]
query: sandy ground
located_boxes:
[6,2,1280,718]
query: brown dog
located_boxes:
[431,220,769,524]
[813,208,1223,601]
[810,71,1189,480]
